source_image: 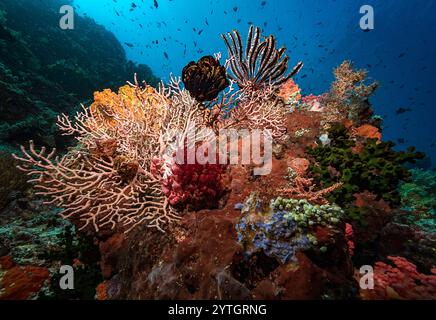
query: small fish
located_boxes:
[154,0,158,9]
[164,52,168,59]
[124,42,134,48]
[396,107,411,115]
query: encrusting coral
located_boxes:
[236,193,345,265]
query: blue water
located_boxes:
[73,0,436,165]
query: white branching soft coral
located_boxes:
[14,79,180,233]
[14,140,177,233]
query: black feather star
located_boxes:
[182,55,230,102]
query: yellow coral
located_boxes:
[90,85,168,133]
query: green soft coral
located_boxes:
[306,125,424,222]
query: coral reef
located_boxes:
[236,190,345,266]
[2,17,434,300]
[13,25,305,234]
[361,256,436,300]
[0,189,102,300]
[0,0,158,152]
[12,82,180,233]
[398,168,436,232]
[307,124,424,210]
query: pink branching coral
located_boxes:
[14,140,176,233]
[278,158,342,205]
[279,176,342,205]
[362,256,436,300]
[224,85,288,139]
[299,94,327,112]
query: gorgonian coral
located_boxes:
[12,76,294,233]
[13,81,179,233]
[221,25,303,90]
[225,84,288,139]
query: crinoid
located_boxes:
[222,25,303,90]
[182,55,230,102]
